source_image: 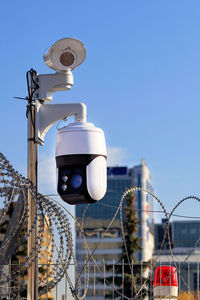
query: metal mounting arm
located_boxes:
[35,100,87,145]
[35,71,74,102]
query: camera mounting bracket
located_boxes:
[35,100,87,145]
[34,71,74,103]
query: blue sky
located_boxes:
[1,0,200,221]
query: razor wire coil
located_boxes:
[1,151,200,299]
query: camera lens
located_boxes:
[71,174,82,189]
[61,184,68,191]
[62,175,68,182]
[60,51,75,67]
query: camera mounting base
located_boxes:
[35,100,87,145]
[35,71,74,102]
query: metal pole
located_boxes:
[46,263,49,300]
[27,100,38,300]
[65,271,67,300]
[131,260,133,299]
[198,260,199,300]
[93,261,96,299]
[112,259,115,299]
[18,260,20,299]
[8,260,11,300]
[84,260,86,300]
[178,262,181,300]
[122,259,124,300]
[103,260,106,298]
[188,262,190,300]
[150,258,153,300]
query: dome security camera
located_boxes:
[55,122,107,204]
[43,38,86,73]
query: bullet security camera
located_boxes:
[43,38,86,73]
[55,122,107,205]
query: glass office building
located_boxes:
[155,219,200,251]
[76,159,154,261]
[76,167,132,220]
[76,160,155,299]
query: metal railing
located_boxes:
[0,260,200,299]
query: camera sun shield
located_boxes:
[43,38,86,72]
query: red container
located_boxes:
[153,266,178,287]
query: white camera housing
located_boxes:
[37,38,86,102]
[43,38,86,72]
[55,122,107,204]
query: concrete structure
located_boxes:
[76,160,154,298]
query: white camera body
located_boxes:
[55,122,107,204]
[37,38,87,102]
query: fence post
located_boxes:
[150,258,153,300]
[103,259,106,298]
[131,259,133,299]
[65,270,67,300]
[198,259,199,300]
[141,260,143,297]
[18,260,20,299]
[56,281,58,300]
[188,262,190,300]
[169,258,171,300]
[93,260,96,300]
[113,259,115,299]
[122,259,124,300]
[9,261,11,300]
[179,261,181,300]
[84,259,86,300]
[46,264,49,300]
[160,260,161,300]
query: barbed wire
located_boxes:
[77,188,200,299]
[0,152,74,297]
[46,194,200,219]
[1,151,200,299]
